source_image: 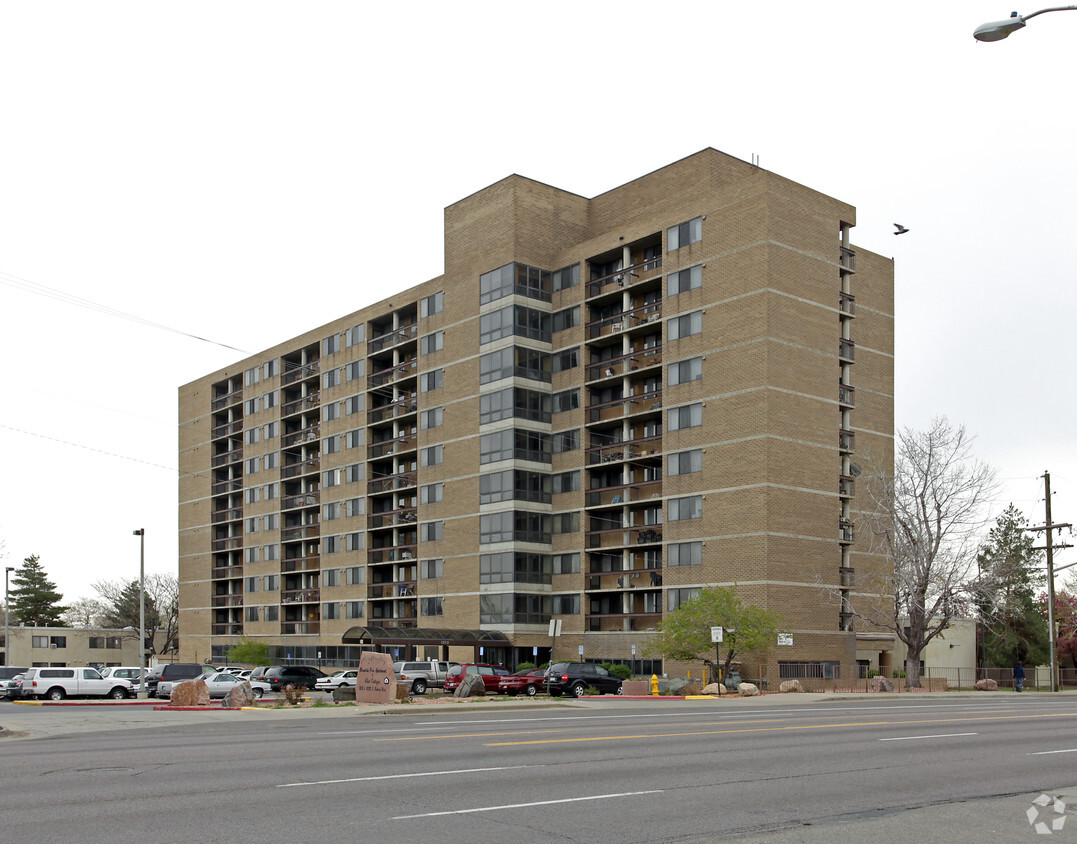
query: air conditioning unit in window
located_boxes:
[50,643,58,648]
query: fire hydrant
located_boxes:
[650,674,660,696]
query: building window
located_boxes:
[263,544,278,561]
[346,566,365,585]
[480,469,550,504]
[344,395,364,415]
[323,502,340,521]
[345,360,365,381]
[345,498,364,517]
[264,513,278,530]
[668,402,703,430]
[265,605,279,622]
[344,532,364,551]
[553,512,579,534]
[552,347,579,373]
[552,594,580,614]
[552,470,580,494]
[245,487,259,504]
[323,334,341,355]
[421,483,444,504]
[669,495,703,521]
[480,305,551,345]
[668,587,701,610]
[420,559,444,579]
[669,541,703,566]
[323,369,341,389]
[668,311,702,340]
[552,389,579,413]
[668,449,703,476]
[552,306,580,333]
[344,601,363,619]
[420,445,443,467]
[668,216,702,251]
[479,552,551,584]
[263,390,278,409]
[323,468,341,488]
[479,262,551,305]
[420,291,444,318]
[323,435,340,455]
[323,535,341,554]
[264,574,279,591]
[552,263,580,292]
[344,463,364,483]
[245,517,260,534]
[262,360,279,379]
[245,428,260,445]
[479,346,551,384]
[263,421,279,439]
[479,429,551,465]
[262,482,278,500]
[244,547,260,563]
[668,357,703,386]
[420,407,444,430]
[245,606,260,623]
[420,369,443,392]
[553,429,579,453]
[245,398,259,415]
[344,325,365,348]
[245,457,259,475]
[421,597,444,616]
[323,403,340,422]
[420,331,444,356]
[668,265,703,295]
[420,521,443,542]
[479,387,550,425]
[345,429,364,449]
[263,451,278,469]
[553,553,580,574]
[479,512,551,545]
[323,568,340,587]
[245,366,261,387]
[323,602,340,620]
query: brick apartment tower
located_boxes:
[178,149,895,682]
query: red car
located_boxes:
[443,663,510,694]
[498,668,549,697]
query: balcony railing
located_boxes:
[586,613,661,632]
[282,493,319,511]
[282,360,319,386]
[210,564,243,579]
[840,520,855,544]
[211,478,243,495]
[368,435,417,460]
[586,257,663,298]
[839,476,855,498]
[211,623,244,635]
[587,347,663,382]
[367,509,418,529]
[281,458,319,479]
[282,588,321,604]
[839,339,855,361]
[586,435,663,466]
[368,581,417,599]
[839,292,856,316]
[282,425,320,448]
[211,448,243,467]
[839,429,855,452]
[211,389,242,411]
[211,507,243,524]
[368,472,417,494]
[282,555,320,572]
[368,323,418,354]
[281,524,320,542]
[367,545,417,564]
[369,359,418,389]
[839,384,855,407]
[211,419,243,438]
[839,246,856,273]
[585,479,663,507]
[210,537,243,552]
[281,622,320,635]
[282,393,320,417]
[368,398,418,425]
[211,595,244,607]
[586,304,663,340]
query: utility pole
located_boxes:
[1029,471,1072,693]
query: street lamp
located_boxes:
[974,6,1077,41]
[133,529,145,697]
[4,567,15,667]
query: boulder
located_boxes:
[871,675,895,693]
[738,682,760,697]
[394,683,410,701]
[702,683,729,696]
[680,680,703,696]
[779,679,805,693]
[974,678,999,691]
[454,674,486,698]
[170,678,210,707]
[223,682,256,708]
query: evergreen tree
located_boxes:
[9,555,66,626]
[976,505,1049,667]
[100,580,159,631]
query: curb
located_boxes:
[13,699,162,707]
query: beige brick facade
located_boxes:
[178,149,895,682]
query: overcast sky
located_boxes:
[2,2,1075,604]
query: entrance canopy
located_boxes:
[341,626,510,648]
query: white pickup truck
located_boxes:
[21,667,133,701]
[392,660,456,695]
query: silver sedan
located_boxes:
[158,672,270,700]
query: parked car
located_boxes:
[498,667,549,697]
[0,667,29,699]
[545,662,623,697]
[21,667,133,701]
[1,672,26,700]
[100,666,147,693]
[145,663,214,697]
[392,661,456,695]
[442,663,511,695]
[261,665,328,692]
[315,670,359,693]
[158,672,270,700]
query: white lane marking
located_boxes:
[878,733,978,741]
[1029,748,1077,755]
[278,764,537,788]
[392,790,663,819]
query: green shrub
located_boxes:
[517,661,536,671]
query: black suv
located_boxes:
[546,662,623,697]
[261,665,327,692]
[145,663,213,697]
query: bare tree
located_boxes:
[92,573,179,656]
[61,597,109,628]
[854,419,996,688]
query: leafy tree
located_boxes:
[227,637,270,666]
[853,419,997,689]
[1044,589,1077,671]
[975,505,1048,667]
[9,555,66,626]
[61,597,109,628]
[644,585,787,678]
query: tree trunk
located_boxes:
[905,649,923,689]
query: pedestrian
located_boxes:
[1013,661,1025,693]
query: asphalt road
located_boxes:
[2,694,1076,842]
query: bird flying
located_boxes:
[893,223,909,235]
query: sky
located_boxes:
[2,2,1076,603]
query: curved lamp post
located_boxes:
[974,6,1077,41]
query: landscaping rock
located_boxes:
[455,674,486,697]
[779,679,804,693]
[332,685,356,702]
[223,682,255,708]
[702,683,730,696]
[170,678,210,707]
[738,682,760,697]
[871,675,895,693]
[974,678,999,691]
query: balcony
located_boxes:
[839,519,855,544]
[282,360,319,386]
[211,623,244,635]
[282,555,320,572]
[585,526,663,549]
[282,493,319,511]
[281,457,319,479]
[212,419,243,438]
[586,613,661,632]
[282,588,321,604]
[210,564,243,579]
[367,508,418,529]
[839,339,855,362]
[838,384,855,408]
[211,448,243,468]
[369,359,418,389]
[587,304,664,341]
[368,434,417,460]
[584,479,663,507]
[367,544,417,564]
[839,476,855,498]
[368,581,416,599]
[211,506,243,524]
[839,246,856,273]
[210,537,243,552]
[839,429,855,453]
[281,622,320,635]
[839,292,856,317]
[586,256,663,299]
[586,346,663,382]
[211,478,243,495]
[211,595,244,608]
[368,323,418,354]
[281,524,319,542]
[282,425,320,448]
[211,389,242,411]
[368,397,418,425]
[368,471,417,494]
[586,435,663,466]
[282,393,320,417]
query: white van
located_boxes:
[100,666,146,692]
[22,667,133,701]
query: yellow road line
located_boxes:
[486,712,1077,746]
